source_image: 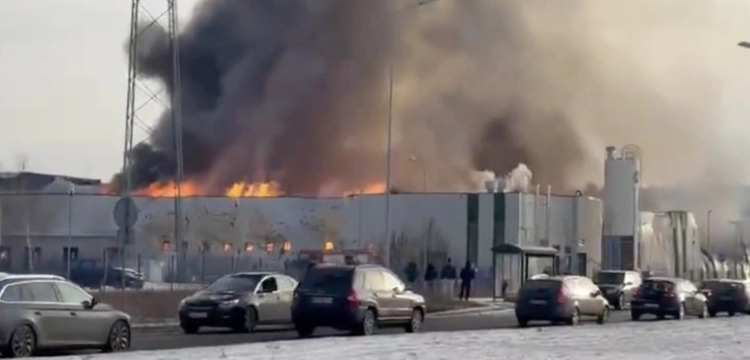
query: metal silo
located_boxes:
[602,145,642,270]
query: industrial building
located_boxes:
[0,145,748,296]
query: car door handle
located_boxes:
[33,311,41,316]
[70,312,77,316]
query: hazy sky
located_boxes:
[0,0,199,180]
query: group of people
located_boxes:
[403,258,476,300]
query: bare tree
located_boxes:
[15,154,33,272]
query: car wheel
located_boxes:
[353,309,377,336]
[567,307,580,326]
[728,310,736,317]
[630,311,641,321]
[103,320,130,353]
[698,303,709,319]
[181,323,199,334]
[616,294,624,310]
[405,308,424,333]
[673,302,685,320]
[517,317,529,328]
[295,323,315,338]
[597,307,610,324]
[235,307,258,333]
[656,313,666,320]
[709,310,717,318]
[7,324,35,358]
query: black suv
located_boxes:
[594,270,642,310]
[698,279,750,317]
[291,263,426,337]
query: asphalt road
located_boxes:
[129,309,658,351]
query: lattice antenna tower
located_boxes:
[122,0,186,279]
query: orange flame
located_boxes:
[344,182,387,196]
[132,180,282,198]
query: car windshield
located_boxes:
[205,275,262,293]
[595,272,625,284]
[700,281,742,291]
[641,280,674,292]
[298,267,354,293]
[520,279,561,295]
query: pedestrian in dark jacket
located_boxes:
[440,258,457,279]
[459,262,475,301]
[424,263,437,282]
[404,261,418,284]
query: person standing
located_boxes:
[459,261,476,301]
[439,258,457,299]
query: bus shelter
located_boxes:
[492,243,559,300]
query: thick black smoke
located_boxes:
[121,0,750,198]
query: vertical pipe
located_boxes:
[534,184,540,245]
[545,186,551,244]
[67,185,74,279]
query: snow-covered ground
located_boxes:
[43,317,750,360]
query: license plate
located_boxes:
[530,299,547,305]
[721,296,733,301]
[311,297,333,304]
[188,312,208,319]
[643,303,659,308]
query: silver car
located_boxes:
[0,274,131,357]
[178,272,298,334]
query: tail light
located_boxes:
[292,289,300,305]
[347,289,359,308]
[664,291,676,298]
[633,287,641,298]
[557,286,569,304]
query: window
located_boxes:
[299,267,354,293]
[274,276,297,291]
[260,277,278,292]
[1,284,23,302]
[55,282,91,304]
[364,271,385,291]
[206,274,262,293]
[25,282,59,302]
[63,247,79,261]
[381,271,403,291]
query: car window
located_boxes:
[364,271,385,291]
[260,277,278,292]
[206,275,262,293]
[274,276,297,291]
[55,282,92,304]
[298,267,354,293]
[595,272,625,284]
[25,282,60,302]
[520,280,561,295]
[641,280,674,292]
[1,284,23,302]
[381,270,403,291]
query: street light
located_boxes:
[384,0,438,269]
[707,209,713,251]
[408,155,428,191]
[66,184,75,279]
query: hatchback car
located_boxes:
[631,277,708,320]
[178,272,298,334]
[0,274,131,358]
[291,263,426,337]
[515,275,610,327]
[594,270,642,310]
[698,279,750,317]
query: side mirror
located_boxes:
[393,286,405,294]
[83,296,98,309]
[590,290,600,298]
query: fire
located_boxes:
[121,180,385,198]
[133,180,281,198]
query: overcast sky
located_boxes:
[0,0,199,180]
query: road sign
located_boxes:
[113,196,139,228]
[117,227,135,245]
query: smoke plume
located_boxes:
[124,0,750,198]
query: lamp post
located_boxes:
[384,0,439,270]
[67,184,75,279]
[707,209,713,251]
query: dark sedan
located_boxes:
[698,279,750,317]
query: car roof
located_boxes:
[700,278,745,283]
[227,272,274,277]
[0,273,66,286]
[644,277,679,283]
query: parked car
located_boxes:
[291,263,426,337]
[70,261,144,290]
[594,270,642,310]
[0,274,131,358]
[177,272,298,334]
[631,277,708,320]
[515,275,610,327]
[698,279,750,317]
